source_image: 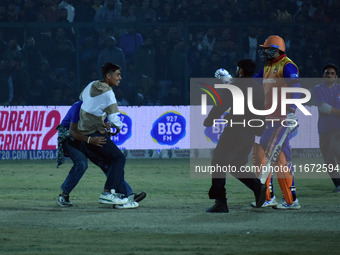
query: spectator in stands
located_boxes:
[92,0,103,12]
[134,87,146,106]
[294,3,313,23]
[0,58,11,105]
[39,0,60,22]
[151,0,161,15]
[302,57,319,78]
[117,1,136,24]
[6,2,20,23]
[135,0,157,23]
[207,51,226,76]
[155,39,172,100]
[74,0,97,39]
[176,0,191,22]
[0,29,8,56]
[136,36,156,98]
[150,26,163,44]
[3,37,22,61]
[0,0,338,107]
[115,87,130,106]
[20,0,45,22]
[190,28,205,54]
[74,0,96,22]
[191,56,213,78]
[123,62,138,99]
[201,27,216,56]
[23,36,43,76]
[97,36,126,78]
[0,4,6,23]
[50,87,67,105]
[55,72,77,105]
[158,0,177,22]
[94,0,122,38]
[94,0,121,22]
[169,38,186,104]
[98,27,116,49]
[328,0,340,23]
[220,28,237,65]
[79,37,99,84]
[166,26,184,50]
[50,38,75,73]
[146,86,161,106]
[28,73,49,105]
[243,26,259,62]
[58,0,75,23]
[276,2,292,23]
[53,26,75,49]
[8,58,30,105]
[38,59,56,88]
[189,0,205,22]
[163,85,182,106]
[57,7,71,23]
[118,25,143,64]
[312,2,331,23]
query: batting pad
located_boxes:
[252,143,273,201]
[276,152,294,205]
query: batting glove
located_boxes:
[286,112,299,130]
[214,68,232,83]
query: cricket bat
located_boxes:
[258,126,294,184]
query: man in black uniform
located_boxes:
[205,59,267,213]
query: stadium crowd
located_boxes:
[0,0,339,106]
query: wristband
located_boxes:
[87,136,91,144]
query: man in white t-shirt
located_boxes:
[78,62,141,209]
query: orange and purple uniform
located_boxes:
[253,54,300,204]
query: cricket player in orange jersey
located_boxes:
[252,35,301,209]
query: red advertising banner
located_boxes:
[0,106,69,159]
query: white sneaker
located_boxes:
[99,189,128,205]
[115,195,139,209]
[251,195,278,208]
[274,198,301,210]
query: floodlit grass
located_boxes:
[0,158,339,255]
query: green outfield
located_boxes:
[0,158,339,255]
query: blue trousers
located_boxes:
[61,137,132,195]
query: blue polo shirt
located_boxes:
[313,82,340,134]
[60,101,82,129]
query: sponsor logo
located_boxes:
[204,113,228,144]
[111,111,132,145]
[151,111,186,146]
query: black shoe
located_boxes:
[255,184,267,208]
[134,192,147,203]
[57,194,73,207]
[206,199,229,213]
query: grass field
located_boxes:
[0,157,340,255]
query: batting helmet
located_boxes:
[259,35,285,52]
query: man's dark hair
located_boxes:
[101,62,120,78]
[322,63,338,75]
[237,59,256,77]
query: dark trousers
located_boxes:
[319,130,340,187]
[61,138,88,194]
[208,128,262,200]
[83,132,127,195]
